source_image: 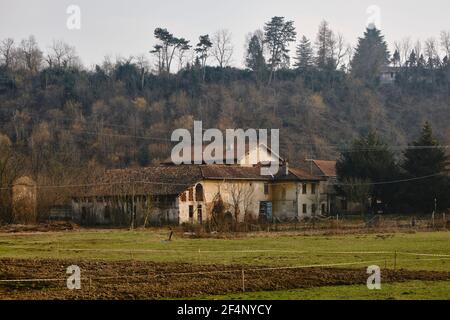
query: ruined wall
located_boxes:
[178,180,269,224]
[12,176,37,224]
[72,195,179,226]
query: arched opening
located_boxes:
[195,184,204,202]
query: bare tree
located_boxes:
[226,183,255,223]
[211,29,234,68]
[0,38,16,69]
[393,38,412,66]
[401,37,412,66]
[440,30,450,57]
[424,37,440,68]
[45,40,80,68]
[414,40,423,58]
[135,54,150,89]
[17,35,43,74]
[333,33,350,70]
[0,134,23,222]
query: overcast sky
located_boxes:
[1,0,449,68]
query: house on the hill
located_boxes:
[379,66,399,84]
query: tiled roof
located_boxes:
[313,160,337,178]
[199,165,271,180]
[163,143,283,165]
[74,164,322,197]
[74,165,203,197]
[289,167,323,181]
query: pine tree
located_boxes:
[263,16,296,84]
[315,21,335,70]
[294,36,314,71]
[245,34,266,72]
[401,122,450,213]
[392,50,401,67]
[407,50,417,67]
[351,27,390,85]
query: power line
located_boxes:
[333,173,446,186]
[0,172,446,191]
[0,180,192,191]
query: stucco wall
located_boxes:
[178,180,269,223]
[178,180,329,224]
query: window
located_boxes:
[180,192,186,202]
[188,205,194,221]
[195,184,204,202]
[321,203,326,214]
[188,187,194,201]
[264,183,269,195]
[302,204,307,214]
[302,184,307,194]
[312,204,317,214]
[197,205,203,224]
[311,184,316,195]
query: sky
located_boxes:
[1,0,449,69]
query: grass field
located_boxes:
[1,229,449,270]
[197,281,450,300]
[0,229,449,299]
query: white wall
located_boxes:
[238,145,280,166]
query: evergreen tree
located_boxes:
[392,49,401,67]
[351,27,390,85]
[245,34,266,76]
[401,122,450,213]
[407,50,417,67]
[263,16,296,85]
[294,36,314,71]
[336,133,401,213]
[195,34,212,81]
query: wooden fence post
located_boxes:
[394,251,397,271]
[241,269,245,292]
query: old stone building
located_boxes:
[72,164,326,226]
[71,144,348,226]
[12,176,37,224]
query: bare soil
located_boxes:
[0,222,78,233]
[1,258,449,300]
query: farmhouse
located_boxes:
[72,164,327,226]
[71,144,333,226]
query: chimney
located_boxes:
[284,160,289,176]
